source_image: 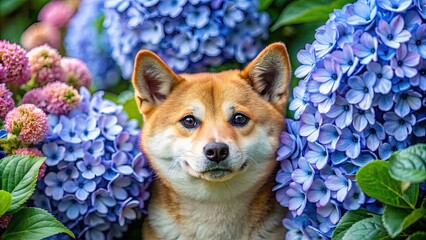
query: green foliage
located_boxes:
[259,0,275,10]
[0,0,50,43]
[382,206,426,237]
[0,0,27,16]
[0,155,45,212]
[389,144,426,183]
[0,155,74,239]
[332,208,377,240]
[408,232,426,240]
[356,161,416,209]
[271,0,353,30]
[333,144,426,240]
[342,217,389,240]
[1,207,75,240]
[0,190,12,216]
[123,97,143,127]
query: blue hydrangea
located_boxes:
[0,129,7,159]
[103,0,270,79]
[277,0,426,238]
[32,87,152,239]
[65,0,122,90]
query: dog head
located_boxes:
[132,43,291,201]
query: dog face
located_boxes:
[132,43,291,201]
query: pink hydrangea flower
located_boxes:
[15,147,46,180]
[5,104,48,144]
[27,44,64,87]
[0,83,14,119]
[22,88,48,112]
[43,82,80,115]
[21,22,61,50]
[0,40,31,87]
[38,1,75,28]
[61,57,92,88]
[15,147,43,157]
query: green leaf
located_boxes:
[271,0,352,30]
[404,183,419,207]
[333,208,376,240]
[0,155,45,212]
[389,144,426,183]
[382,205,426,237]
[0,190,12,216]
[408,232,426,240]
[356,161,416,209]
[1,207,75,240]
[259,0,274,10]
[342,217,388,240]
[0,0,26,16]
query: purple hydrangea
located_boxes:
[32,87,152,239]
[103,0,270,79]
[275,0,426,238]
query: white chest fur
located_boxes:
[147,197,252,240]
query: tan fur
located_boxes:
[132,43,291,240]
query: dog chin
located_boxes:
[181,160,248,182]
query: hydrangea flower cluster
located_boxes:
[0,40,31,87]
[5,104,48,144]
[32,87,152,239]
[38,1,75,28]
[21,22,62,50]
[21,0,76,50]
[61,57,92,89]
[65,0,121,90]
[23,81,81,115]
[275,0,426,238]
[0,83,14,120]
[27,44,65,87]
[103,0,270,79]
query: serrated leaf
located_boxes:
[333,208,377,240]
[382,205,426,237]
[389,144,426,183]
[271,0,353,30]
[408,231,426,240]
[0,155,45,212]
[342,217,388,240]
[1,207,75,240]
[0,190,12,216]
[404,183,419,207]
[356,161,416,209]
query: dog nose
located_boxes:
[203,142,229,163]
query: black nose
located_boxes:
[203,142,229,163]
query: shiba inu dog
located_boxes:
[132,43,291,240]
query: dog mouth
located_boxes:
[182,161,247,182]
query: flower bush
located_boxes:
[65,0,122,90]
[31,87,152,239]
[0,40,31,87]
[103,0,271,78]
[275,0,426,238]
[0,38,152,238]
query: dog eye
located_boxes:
[180,115,199,129]
[231,113,249,127]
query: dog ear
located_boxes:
[240,43,292,111]
[132,50,181,114]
